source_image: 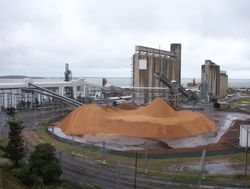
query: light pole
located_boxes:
[116,161,121,189]
[144,148,148,174]
[198,149,206,185]
[134,151,138,189]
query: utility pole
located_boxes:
[144,149,148,174]
[116,161,121,189]
[198,149,206,185]
[134,151,138,189]
[244,127,249,176]
[102,141,106,165]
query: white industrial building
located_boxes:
[0,78,101,109]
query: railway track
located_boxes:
[60,152,246,189]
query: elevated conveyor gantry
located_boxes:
[153,73,199,101]
[25,83,84,107]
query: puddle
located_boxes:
[192,162,242,175]
[159,112,250,148]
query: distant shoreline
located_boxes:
[0,75,44,79]
[0,75,248,80]
[0,77,249,88]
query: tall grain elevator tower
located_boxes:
[132,43,181,103]
[201,60,228,102]
[201,60,220,97]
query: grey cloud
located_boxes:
[0,0,249,78]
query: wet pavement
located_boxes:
[159,110,250,148]
[191,160,244,175]
[48,126,166,151]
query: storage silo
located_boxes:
[239,125,250,147]
[132,44,181,104]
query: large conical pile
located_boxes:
[134,97,177,117]
[58,97,216,138]
[59,104,105,134]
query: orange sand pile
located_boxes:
[58,97,216,138]
[117,103,137,110]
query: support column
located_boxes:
[73,85,77,99]
[59,86,64,96]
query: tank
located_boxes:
[239,125,250,147]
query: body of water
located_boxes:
[0,77,249,88]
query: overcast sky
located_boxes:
[0,0,250,79]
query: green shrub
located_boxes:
[11,166,32,185]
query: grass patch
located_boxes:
[0,171,26,189]
[230,97,250,105]
[230,97,250,111]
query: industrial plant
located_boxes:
[132,44,181,104]
[131,45,229,106]
[1,43,250,189]
[0,44,230,109]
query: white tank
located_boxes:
[239,125,250,147]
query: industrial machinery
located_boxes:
[154,73,199,102]
[64,63,72,82]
